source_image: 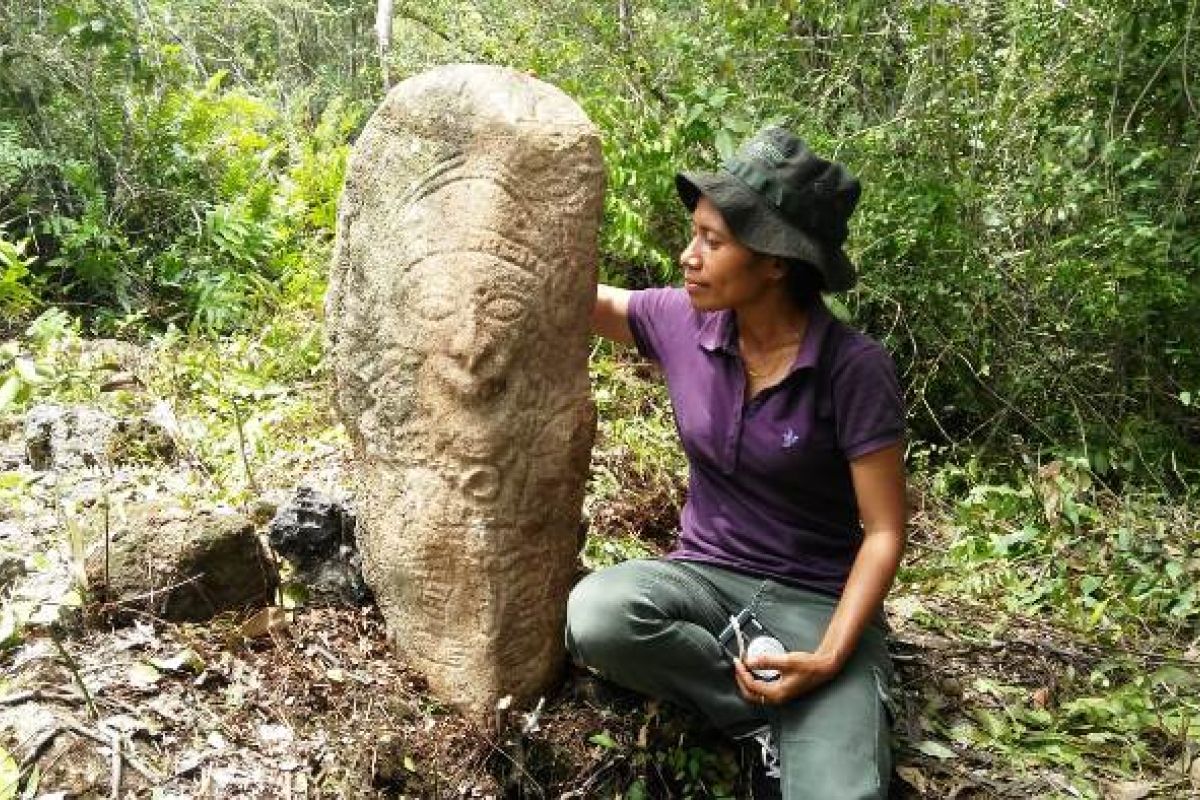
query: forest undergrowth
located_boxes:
[0,310,1196,797]
[2,0,1199,795]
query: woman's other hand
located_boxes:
[733,649,840,705]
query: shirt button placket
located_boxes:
[724,361,745,475]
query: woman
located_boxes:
[566,127,906,800]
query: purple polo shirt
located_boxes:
[626,288,904,597]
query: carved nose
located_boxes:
[449,312,481,367]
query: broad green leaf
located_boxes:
[0,375,21,412]
[0,744,19,800]
[589,731,617,749]
[714,129,735,161]
[824,295,852,322]
[12,358,40,383]
[915,740,957,760]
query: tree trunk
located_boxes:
[375,0,393,92]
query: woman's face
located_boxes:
[679,196,782,312]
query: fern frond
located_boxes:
[0,123,54,193]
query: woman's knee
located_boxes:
[565,567,641,662]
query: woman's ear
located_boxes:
[767,255,788,282]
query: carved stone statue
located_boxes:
[326,64,602,717]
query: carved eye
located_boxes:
[412,283,457,322]
[482,293,526,324]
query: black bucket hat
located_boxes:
[676,127,862,292]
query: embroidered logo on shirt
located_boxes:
[781,428,800,449]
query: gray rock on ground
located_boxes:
[22,403,177,471]
[326,64,603,717]
[24,404,116,471]
[85,502,278,622]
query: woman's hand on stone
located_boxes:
[734,650,840,706]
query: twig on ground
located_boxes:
[49,629,98,720]
[65,722,162,783]
[100,572,205,608]
[109,727,122,799]
[0,687,84,706]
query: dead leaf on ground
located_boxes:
[127,661,162,689]
[239,606,289,638]
[1099,778,1154,800]
[1190,757,1200,790]
[897,765,928,795]
[150,647,205,673]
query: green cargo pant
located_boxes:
[565,559,893,800]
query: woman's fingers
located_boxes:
[736,651,839,704]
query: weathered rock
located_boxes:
[0,439,24,470]
[0,548,26,592]
[24,404,116,471]
[22,401,178,471]
[106,415,177,465]
[267,486,370,606]
[85,502,277,622]
[326,64,601,716]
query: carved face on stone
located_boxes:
[393,168,547,405]
[402,251,539,402]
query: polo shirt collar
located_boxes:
[697,309,734,353]
[697,300,835,374]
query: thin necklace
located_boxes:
[740,335,801,379]
[744,354,791,379]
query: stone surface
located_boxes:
[326,64,601,716]
[0,548,26,593]
[106,415,178,465]
[24,404,116,471]
[267,486,371,606]
[85,502,278,622]
[22,402,177,472]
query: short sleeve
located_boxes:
[626,287,693,364]
[832,342,906,460]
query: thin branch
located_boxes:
[109,728,121,799]
[49,631,97,721]
[1122,36,1186,135]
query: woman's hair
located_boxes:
[782,258,825,308]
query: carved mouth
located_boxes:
[429,353,506,399]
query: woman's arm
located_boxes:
[735,442,907,703]
[592,284,635,345]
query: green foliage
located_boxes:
[0,233,40,322]
[144,313,334,502]
[589,714,741,799]
[586,345,688,562]
[1,2,362,334]
[4,0,1197,476]
[0,309,85,413]
[916,666,1199,780]
[908,451,1200,634]
[894,442,1199,786]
